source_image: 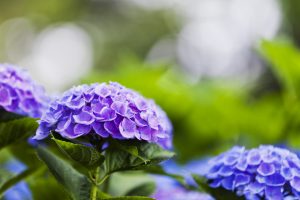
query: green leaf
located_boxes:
[102,196,154,200]
[0,169,14,192]
[0,167,38,195]
[103,141,174,177]
[125,182,155,197]
[28,173,70,200]
[0,117,38,150]
[192,174,244,200]
[260,40,300,97]
[9,141,41,167]
[37,146,92,200]
[52,137,105,169]
[0,109,23,122]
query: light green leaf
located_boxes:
[0,118,38,150]
[260,40,300,97]
[0,167,37,195]
[53,137,105,169]
[37,147,92,200]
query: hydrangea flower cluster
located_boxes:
[152,175,214,200]
[0,64,49,118]
[152,187,214,200]
[203,145,300,200]
[34,82,172,148]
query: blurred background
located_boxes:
[1,0,300,163]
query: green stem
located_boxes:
[103,175,110,193]
[90,166,100,200]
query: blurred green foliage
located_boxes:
[2,0,300,198]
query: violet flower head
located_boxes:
[34,82,172,148]
[0,64,49,118]
[203,145,300,200]
[152,175,214,200]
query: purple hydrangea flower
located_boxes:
[0,64,49,118]
[34,82,172,148]
[202,145,300,200]
[152,175,214,200]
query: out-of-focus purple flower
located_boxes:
[0,64,49,118]
[202,145,300,200]
[152,175,214,200]
[34,82,172,148]
[3,160,32,200]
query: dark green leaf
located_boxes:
[125,182,155,197]
[193,174,244,200]
[52,137,105,169]
[9,141,41,167]
[0,109,23,122]
[103,141,174,177]
[0,117,38,150]
[37,146,92,200]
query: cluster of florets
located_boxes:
[152,187,214,200]
[34,82,172,148]
[203,145,300,200]
[0,64,49,118]
[152,175,214,200]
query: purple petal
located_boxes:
[92,122,109,138]
[73,111,94,125]
[257,163,276,176]
[119,118,137,138]
[291,176,300,192]
[247,150,262,165]
[65,98,85,109]
[265,186,282,200]
[0,87,12,106]
[264,173,286,186]
[134,97,148,111]
[74,124,91,136]
[221,175,235,190]
[218,165,234,177]
[111,101,127,115]
[138,126,153,141]
[104,121,122,138]
[234,173,250,187]
[98,107,117,121]
[55,116,72,132]
[95,85,111,97]
[134,114,148,127]
[246,181,264,194]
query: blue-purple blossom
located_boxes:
[152,175,214,200]
[0,64,49,118]
[202,145,300,200]
[34,82,172,148]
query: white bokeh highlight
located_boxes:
[26,24,93,93]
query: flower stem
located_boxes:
[90,166,100,200]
